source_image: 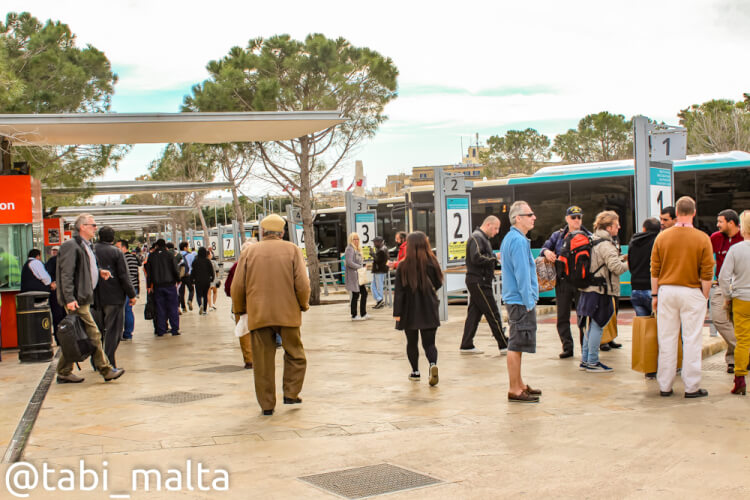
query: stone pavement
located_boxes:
[1,293,747,499]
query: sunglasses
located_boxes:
[84,223,98,228]
[519,213,535,217]
[569,215,582,220]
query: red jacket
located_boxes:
[224,261,238,297]
[393,242,407,269]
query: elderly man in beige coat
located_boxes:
[231,214,311,415]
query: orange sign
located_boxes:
[0,175,34,224]
[44,218,64,245]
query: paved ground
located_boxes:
[0,291,747,499]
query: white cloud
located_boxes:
[4,0,748,190]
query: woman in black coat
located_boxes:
[190,247,214,315]
[393,231,443,386]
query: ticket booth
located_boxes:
[0,174,43,349]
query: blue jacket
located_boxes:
[500,227,538,310]
[542,225,592,256]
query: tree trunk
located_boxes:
[195,199,210,249]
[298,137,321,305]
[231,185,246,244]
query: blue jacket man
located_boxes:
[500,201,540,403]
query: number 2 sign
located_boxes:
[446,196,470,261]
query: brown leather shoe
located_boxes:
[508,390,539,403]
[524,385,542,396]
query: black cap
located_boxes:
[566,206,583,216]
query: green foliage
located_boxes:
[481,128,550,176]
[184,33,398,304]
[678,98,750,153]
[0,11,128,199]
[552,111,632,163]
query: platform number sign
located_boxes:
[294,223,307,258]
[649,167,673,218]
[446,197,470,261]
[355,212,376,260]
[222,235,234,259]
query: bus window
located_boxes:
[694,168,750,235]
[570,176,634,244]
[513,181,570,248]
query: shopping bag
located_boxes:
[357,267,372,285]
[631,315,682,373]
[600,312,618,343]
[234,314,249,338]
[535,255,556,292]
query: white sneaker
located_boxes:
[351,316,361,321]
[460,347,484,354]
[361,314,371,320]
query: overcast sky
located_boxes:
[5,0,750,194]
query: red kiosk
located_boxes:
[0,174,44,349]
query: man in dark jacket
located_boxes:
[541,205,593,358]
[56,213,124,384]
[93,227,136,368]
[371,236,388,309]
[460,215,508,354]
[145,239,181,336]
[628,218,660,317]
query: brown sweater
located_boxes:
[650,226,714,288]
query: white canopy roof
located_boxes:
[0,111,343,145]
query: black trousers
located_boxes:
[555,281,584,352]
[92,304,124,369]
[179,276,194,309]
[461,281,508,350]
[350,285,368,317]
[405,328,437,372]
[195,284,210,312]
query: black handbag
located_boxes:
[144,291,155,320]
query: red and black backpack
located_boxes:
[556,231,606,290]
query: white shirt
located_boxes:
[82,240,99,290]
[27,258,52,286]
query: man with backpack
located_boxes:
[542,206,590,359]
[56,214,125,384]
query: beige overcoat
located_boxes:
[231,238,310,331]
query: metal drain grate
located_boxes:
[195,365,246,373]
[299,463,441,499]
[138,391,220,404]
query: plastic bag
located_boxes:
[234,314,249,338]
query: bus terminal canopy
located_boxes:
[0,111,344,145]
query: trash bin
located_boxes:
[16,291,54,363]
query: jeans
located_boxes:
[371,273,385,302]
[154,285,180,335]
[123,287,138,338]
[630,289,652,317]
[582,318,604,365]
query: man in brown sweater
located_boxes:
[231,214,311,415]
[651,196,714,398]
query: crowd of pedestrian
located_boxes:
[27,195,748,411]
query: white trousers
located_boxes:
[657,285,707,393]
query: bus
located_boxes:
[407,151,750,296]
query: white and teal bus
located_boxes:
[407,151,750,297]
